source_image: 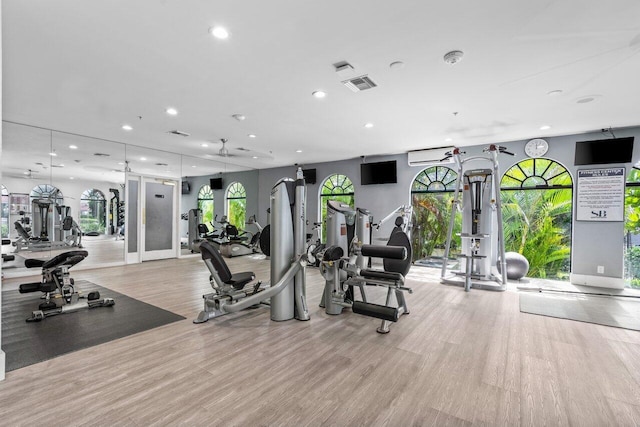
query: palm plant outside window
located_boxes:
[319,174,354,242]
[411,166,460,264]
[500,158,573,279]
[226,182,246,230]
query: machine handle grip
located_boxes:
[361,244,406,260]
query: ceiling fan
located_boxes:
[4,168,40,179]
[212,138,273,160]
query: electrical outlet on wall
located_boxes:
[597,265,605,274]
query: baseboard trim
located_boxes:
[570,273,626,290]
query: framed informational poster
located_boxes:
[576,167,625,221]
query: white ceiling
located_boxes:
[3,0,640,180]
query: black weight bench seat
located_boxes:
[200,241,255,290]
[24,250,88,270]
[360,269,403,282]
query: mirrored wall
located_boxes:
[1,121,248,277]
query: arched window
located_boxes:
[319,174,354,242]
[226,182,246,229]
[80,189,106,234]
[1,185,9,238]
[198,184,214,225]
[411,165,459,264]
[500,158,573,279]
[30,184,63,204]
[624,167,640,288]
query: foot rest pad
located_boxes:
[352,301,399,322]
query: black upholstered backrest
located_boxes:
[225,224,239,238]
[62,216,73,231]
[42,250,88,270]
[197,224,209,234]
[14,221,30,239]
[383,231,412,276]
[199,241,232,283]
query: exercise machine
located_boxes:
[440,144,512,291]
[374,205,413,237]
[320,227,413,333]
[13,199,82,252]
[194,168,310,323]
[17,250,115,322]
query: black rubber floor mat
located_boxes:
[2,280,185,372]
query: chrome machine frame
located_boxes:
[440,145,512,291]
[194,168,310,323]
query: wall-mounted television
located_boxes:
[574,136,634,165]
[181,180,191,195]
[302,168,317,184]
[360,160,397,185]
[210,177,224,190]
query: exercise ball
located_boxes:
[497,252,529,280]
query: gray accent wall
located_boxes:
[182,125,640,280]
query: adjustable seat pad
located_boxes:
[359,269,403,282]
[200,241,255,290]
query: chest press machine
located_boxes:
[194,169,310,324]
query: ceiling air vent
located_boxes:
[167,130,190,137]
[94,153,110,157]
[342,75,377,92]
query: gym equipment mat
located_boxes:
[1,280,185,372]
[519,291,640,331]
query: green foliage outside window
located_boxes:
[198,185,214,226]
[226,182,247,230]
[411,166,460,262]
[80,189,106,234]
[624,168,640,288]
[500,158,572,279]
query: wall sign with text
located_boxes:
[576,167,625,222]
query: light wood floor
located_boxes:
[1,257,640,426]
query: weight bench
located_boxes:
[18,250,114,322]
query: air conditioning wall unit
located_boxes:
[407,146,455,166]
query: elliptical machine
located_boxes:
[440,144,513,291]
[193,168,310,323]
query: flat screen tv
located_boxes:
[181,180,191,195]
[361,160,397,185]
[302,168,317,184]
[574,136,634,165]
[210,177,223,190]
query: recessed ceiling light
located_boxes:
[445,138,453,142]
[547,90,563,96]
[201,143,209,147]
[210,26,229,39]
[252,156,258,159]
[248,134,256,138]
[540,125,551,130]
[69,145,78,149]
[59,164,65,167]
[140,157,147,161]
[312,90,326,98]
[118,162,124,165]
[69,177,74,180]
[364,123,374,128]
[166,107,178,116]
[232,114,246,121]
[122,124,133,131]
[577,97,595,104]
[49,152,57,157]
[192,165,197,168]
